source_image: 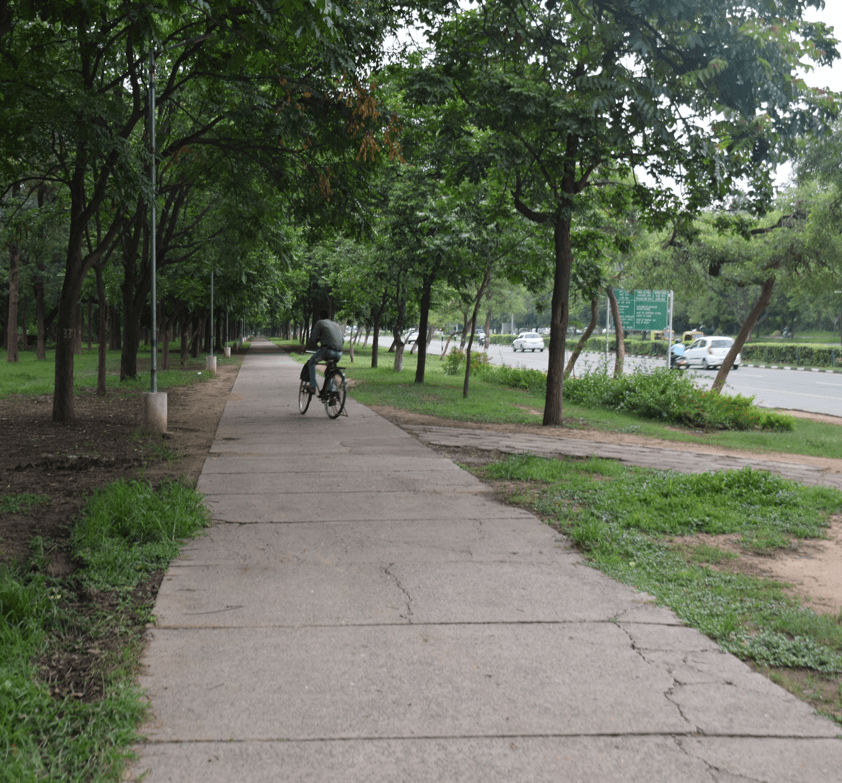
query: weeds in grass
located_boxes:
[0,494,50,515]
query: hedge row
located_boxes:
[739,343,842,368]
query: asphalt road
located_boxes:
[419,339,842,418]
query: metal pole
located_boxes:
[210,269,214,354]
[667,290,674,369]
[149,49,158,393]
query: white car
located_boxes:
[405,331,419,344]
[513,332,544,352]
[683,336,741,370]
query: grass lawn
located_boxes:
[0,344,243,399]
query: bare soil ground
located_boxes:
[0,357,241,702]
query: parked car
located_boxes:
[683,336,741,370]
[512,332,545,352]
[405,331,419,344]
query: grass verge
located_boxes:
[468,452,842,725]
[0,479,211,782]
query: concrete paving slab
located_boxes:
[197,471,490,494]
[208,441,444,457]
[137,624,689,742]
[203,490,536,523]
[174,520,579,567]
[200,455,463,473]
[681,737,842,782]
[129,340,842,782]
[131,736,719,783]
[150,560,671,628]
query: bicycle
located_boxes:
[299,357,347,419]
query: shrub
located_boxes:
[441,348,492,376]
[564,368,795,431]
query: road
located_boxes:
[417,339,842,418]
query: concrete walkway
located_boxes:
[130,339,841,783]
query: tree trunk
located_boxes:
[191,313,202,358]
[34,266,46,360]
[74,306,83,354]
[565,297,598,377]
[6,242,20,362]
[542,217,573,426]
[606,285,625,378]
[370,293,388,369]
[180,310,190,365]
[414,275,435,384]
[712,273,777,393]
[161,303,170,371]
[94,262,108,396]
[87,297,93,349]
[20,293,28,352]
[120,276,142,381]
[459,314,468,349]
[463,263,492,398]
[441,331,460,357]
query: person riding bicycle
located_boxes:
[304,309,344,395]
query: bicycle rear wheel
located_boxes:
[298,380,312,413]
[323,369,347,419]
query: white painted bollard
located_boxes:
[142,392,168,434]
[224,346,231,357]
[206,355,217,375]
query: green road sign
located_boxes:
[614,289,670,331]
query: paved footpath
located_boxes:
[130,339,841,783]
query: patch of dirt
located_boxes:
[670,520,842,617]
[0,355,242,701]
[1,360,239,567]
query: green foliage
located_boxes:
[441,348,491,376]
[475,363,547,395]
[71,479,210,591]
[740,342,842,368]
[563,367,794,431]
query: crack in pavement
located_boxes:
[616,622,698,733]
[383,563,413,622]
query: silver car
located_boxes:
[512,332,545,352]
[683,336,741,370]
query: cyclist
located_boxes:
[304,309,344,395]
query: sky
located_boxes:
[774,3,842,186]
[802,3,842,92]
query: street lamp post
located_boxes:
[142,33,213,433]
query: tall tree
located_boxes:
[1,0,400,420]
[410,0,839,424]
